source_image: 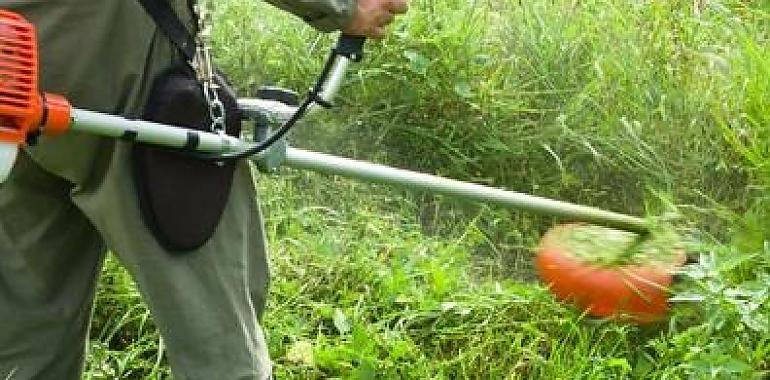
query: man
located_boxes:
[0,0,407,379]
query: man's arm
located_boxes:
[263,0,408,38]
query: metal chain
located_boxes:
[191,1,226,134]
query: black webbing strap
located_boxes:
[137,0,196,61]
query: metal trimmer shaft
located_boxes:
[70,108,648,234]
[284,148,649,234]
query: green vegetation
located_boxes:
[540,224,683,266]
[86,0,770,378]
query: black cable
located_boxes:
[190,47,339,162]
[181,35,365,162]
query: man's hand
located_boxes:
[342,0,409,39]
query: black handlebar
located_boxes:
[335,35,366,62]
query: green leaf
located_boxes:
[352,325,375,355]
[606,358,631,372]
[403,50,429,75]
[333,308,351,335]
[721,358,752,373]
[632,352,654,377]
[353,357,376,380]
[453,81,473,99]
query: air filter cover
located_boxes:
[0,10,39,144]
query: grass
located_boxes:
[85,0,769,378]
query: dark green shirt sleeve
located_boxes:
[263,0,356,32]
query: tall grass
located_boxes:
[84,0,770,378]
[213,0,755,264]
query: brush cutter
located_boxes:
[0,10,685,323]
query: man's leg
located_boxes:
[0,152,105,379]
[71,143,272,380]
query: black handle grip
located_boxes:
[335,34,366,62]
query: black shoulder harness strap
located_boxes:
[137,0,197,61]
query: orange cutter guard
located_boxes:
[0,10,70,144]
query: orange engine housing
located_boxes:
[0,9,70,144]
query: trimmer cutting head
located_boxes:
[0,10,70,181]
[536,223,686,324]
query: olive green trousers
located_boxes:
[0,148,272,380]
[0,1,272,377]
